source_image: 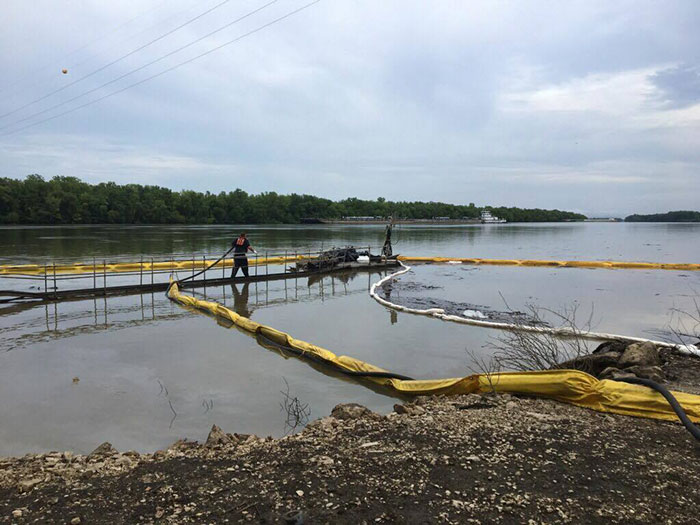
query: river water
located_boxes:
[0,223,699,456]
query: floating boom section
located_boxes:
[398,257,700,271]
[3,256,698,276]
[166,281,700,424]
[0,255,311,276]
[370,262,700,357]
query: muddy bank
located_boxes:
[2,392,699,524]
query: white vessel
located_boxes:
[480,210,506,224]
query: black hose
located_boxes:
[171,252,697,440]
[613,376,700,442]
[167,246,235,292]
[172,285,700,438]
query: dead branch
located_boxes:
[280,378,311,435]
[465,347,502,395]
[488,302,594,372]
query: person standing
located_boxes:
[231,232,256,278]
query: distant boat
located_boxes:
[480,211,506,224]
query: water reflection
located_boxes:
[383,280,399,325]
[212,315,410,402]
[2,224,699,455]
[231,283,253,318]
[2,222,698,266]
[1,266,415,455]
[0,268,389,352]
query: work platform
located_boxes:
[0,247,399,304]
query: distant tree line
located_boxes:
[625,211,700,222]
[0,175,587,225]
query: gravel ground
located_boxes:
[662,347,700,395]
[2,392,699,524]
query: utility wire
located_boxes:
[0,0,278,132]
[2,0,321,137]
[0,0,175,96]
[10,0,205,100]
[0,0,232,120]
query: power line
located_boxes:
[2,0,321,137]
[0,0,176,96]
[0,0,279,132]
[0,0,232,121]
[3,0,206,102]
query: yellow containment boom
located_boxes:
[397,256,700,271]
[166,281,700,425]
[0,255,310,276]
[2,256,699,276]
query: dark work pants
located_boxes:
[231,256,249,278]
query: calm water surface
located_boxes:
[0,223,698,456]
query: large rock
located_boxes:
[599,367,621,379]
[558,352,622,375]
[331,403,376,420]
[205,425,234,447]
[599,367,637,381]
[624,365,665,382]
[618,342,660,368]
[393,403,426,416]
[306,416,339,433]
[592,340,627,355]
[89,442,117,458]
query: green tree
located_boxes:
[0,175,587,225]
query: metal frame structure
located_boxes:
[0,246,397,304]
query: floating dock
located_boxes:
[0,248,399,304]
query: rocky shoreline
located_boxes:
[2,344,699,523]
[2,373,700,523]
[559,342,700,395]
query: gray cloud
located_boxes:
[650,64,700,108]
[1,0,699,216]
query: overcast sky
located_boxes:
[1,0,699,216]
